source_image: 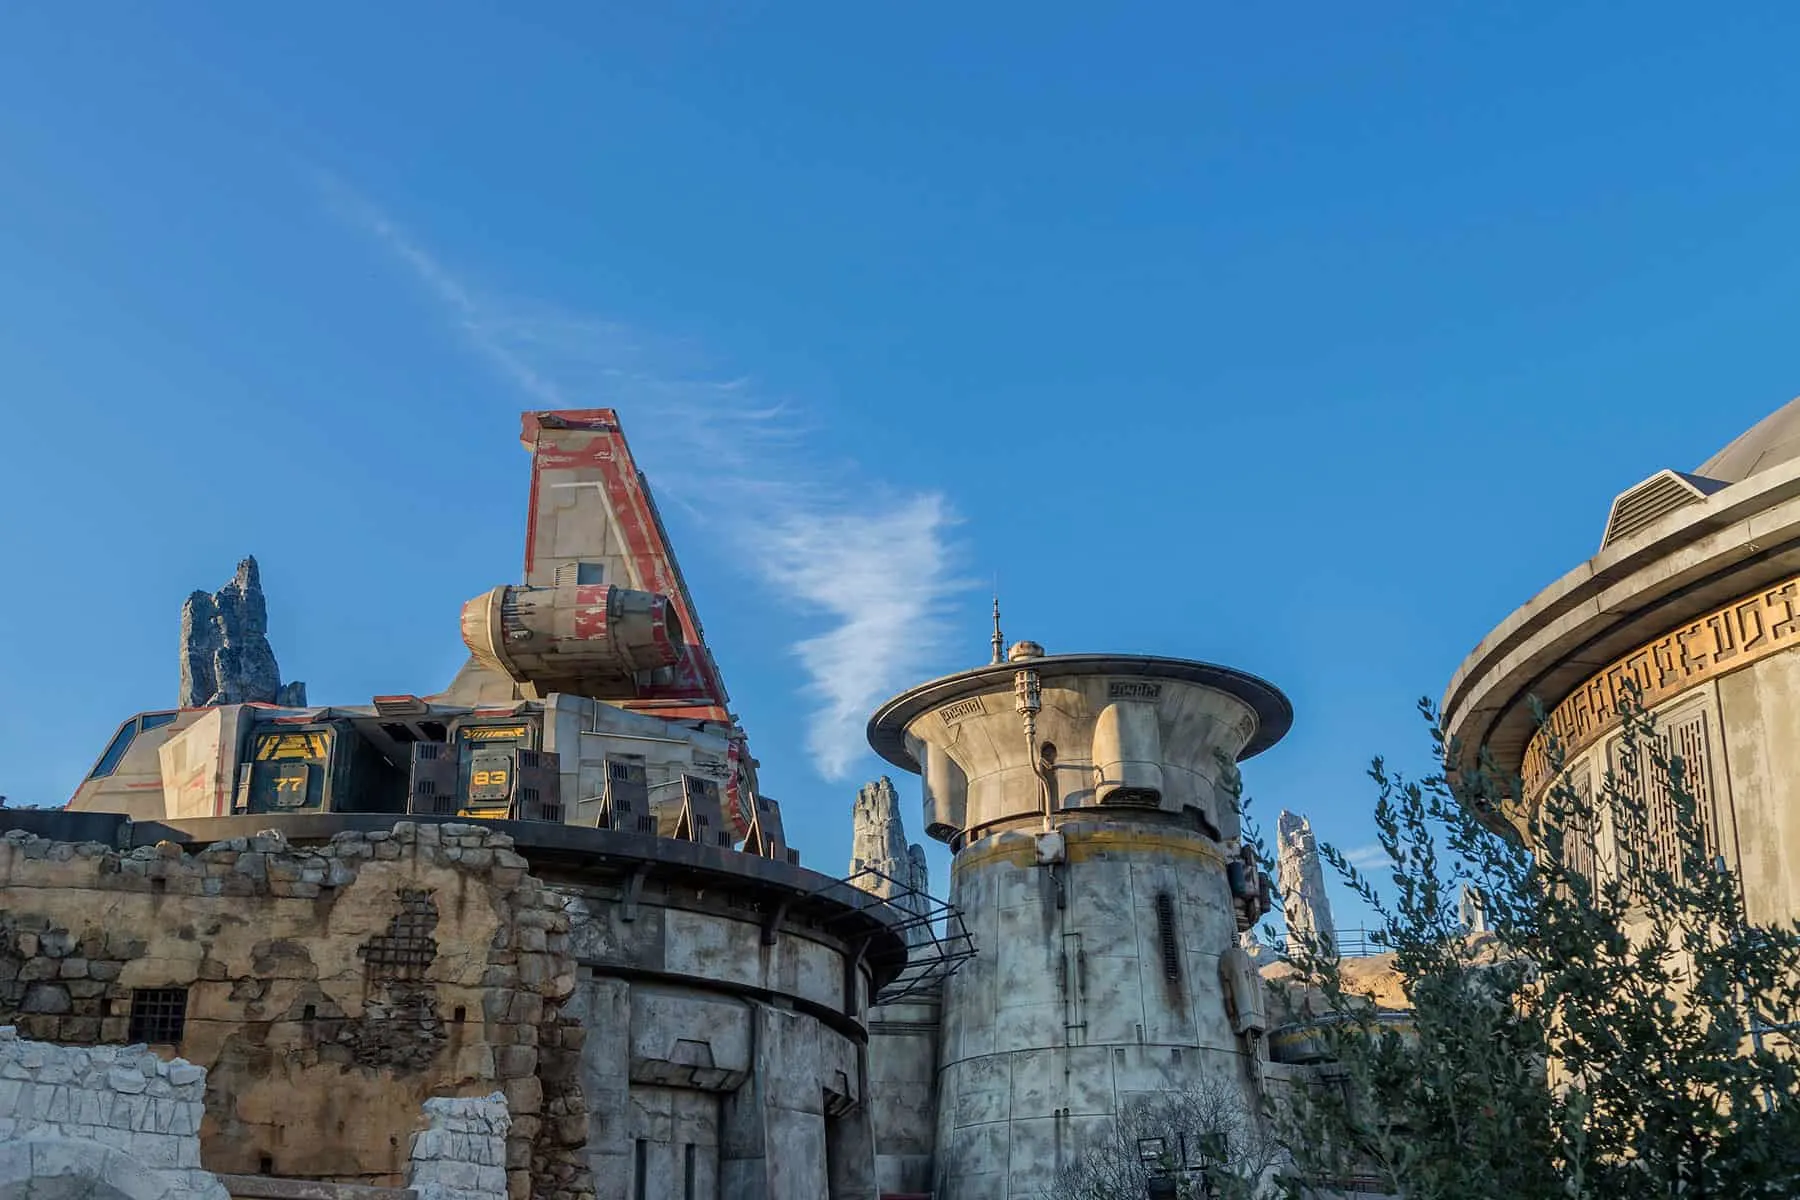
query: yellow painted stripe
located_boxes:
[952,825,1229,877]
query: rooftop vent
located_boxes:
[1599,470,1728,551]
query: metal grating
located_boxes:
[1600,470,1726,550]
[1610,710,1720,884]
[128,987,189,1045]
[359,889,439,981]
[1155,892,1181,982]
[834,865,978,1006]
[1561,763,1597,884]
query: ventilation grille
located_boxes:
[1600,470,1727,550]
[1154,893,1181,982]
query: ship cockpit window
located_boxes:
[140,711,178,733]
[89,720,138,779]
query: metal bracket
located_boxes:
[621,863,651,922]
[761,898,790,947]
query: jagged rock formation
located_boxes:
[1277,810,1337,955]
[850,777,931,946]
[1459,882,1489,932]
[178,556,306,707]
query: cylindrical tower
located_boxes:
[868,644,1292,1199]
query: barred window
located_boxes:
[128,987,189,1045]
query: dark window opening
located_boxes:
[140,711,179,733]
[684,1144,696,1200]
[452,1005,467,1024]
[302,1004,317,1021]
[634,1141,648,1200]
[150,877,167,893]
[258,1156,273,1176]
[89,721,138,779]
[420,721,448,742]
[129,987,189,1044]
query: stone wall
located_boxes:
[0,1025,228,1199]
[0,823,584,1200]
[410,1092,511,1200]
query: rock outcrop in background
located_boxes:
[178,557,306,708]
[850,777,931,946]
[1276,809,1337,955]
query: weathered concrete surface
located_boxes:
[1276,810,1335,954]
[869,651,1292,1199]
[932,820,1256,1198]
[0,823,581,1199]
[0,1026,229,1199]
[866,991,941,1196]
[557,866,884,1200]
[179,557,305,708]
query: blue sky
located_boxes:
[4,3,1800,926]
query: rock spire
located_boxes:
[1276,810,1337,955]
[850,776,931,945]
[178,556,307,708]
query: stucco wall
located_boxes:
[0,823,583,1200]
[0,816,894,1200]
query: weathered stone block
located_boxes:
[59,1016,100,1043]
[501,1075,542,1115]
[493,1046,537,1079]
[21,983,71,1014]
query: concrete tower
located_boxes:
[868,642,1292,1198]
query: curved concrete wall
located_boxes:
[900,674,1258,845]
[1540,641,1800,927]
[933,821,1255,1198]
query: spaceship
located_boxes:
[68,410,787,858]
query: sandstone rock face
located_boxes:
[0,1027,229,1200]
[850,777,930,944]
[178,557,306,708]
[1276,810,1337,955]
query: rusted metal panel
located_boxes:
[407,743,459,817]
[674,774,732,848]
[742,793,791,863]
[514,748,563,823]
[599,756,654,834]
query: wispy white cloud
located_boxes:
[1342,842,1390,870]
[323,177,963,780]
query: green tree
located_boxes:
[1268,688,1800,1199]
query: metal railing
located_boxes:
[1259,927,1389,960]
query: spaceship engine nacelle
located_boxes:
[460,581,684,698]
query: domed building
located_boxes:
[1443,397,1800,923]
